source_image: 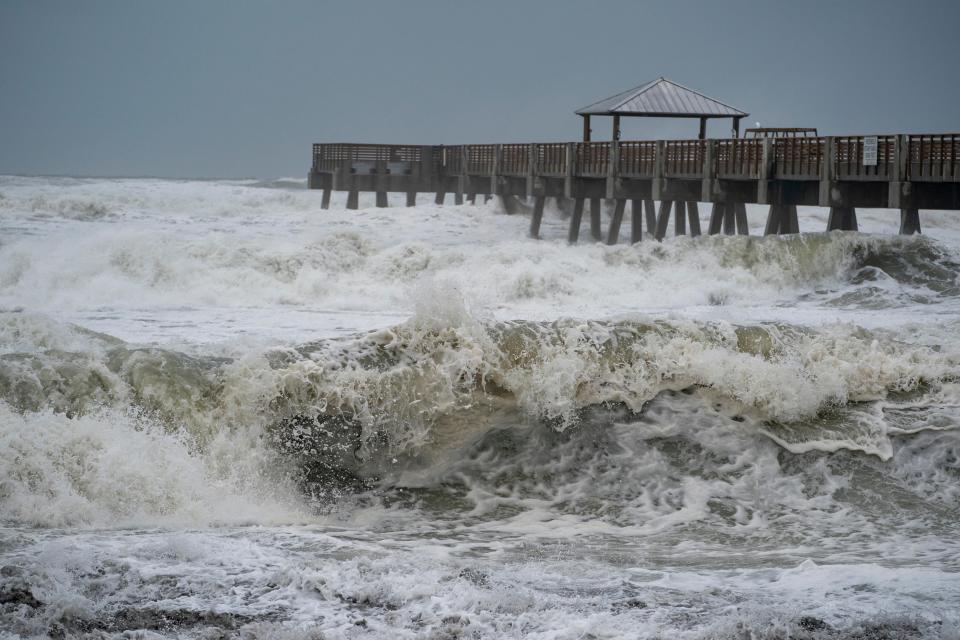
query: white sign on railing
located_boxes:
[863,136,878,166]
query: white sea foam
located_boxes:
[1,175,958,638]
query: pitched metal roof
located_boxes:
[576,77,748,118]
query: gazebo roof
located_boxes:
[575,77,748,119]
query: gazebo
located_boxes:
[575,77,749,141]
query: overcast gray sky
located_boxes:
[1,0,958,178]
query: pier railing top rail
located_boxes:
[313,133,960,182]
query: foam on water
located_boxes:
[1,175,958,638]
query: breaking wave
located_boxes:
[1,303,957,528]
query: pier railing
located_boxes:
[312,133,960,182]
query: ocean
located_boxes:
[0,174,958,639]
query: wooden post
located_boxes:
[653,140,665,201]
[655,200,672,240]
[435,189,446,205]
[698,117,706,140]
[346,189,359,210]
[492,143,503,197]
[569,198,585,244]
[406,191,416,207]
[564,142,575,199]
[590,198,602,241]
[675,201,687,236]
[456,146,468,205]
[607,199,626,245]
[529,196,546,238]
[708,203,724,235]
[889,134,908,209]
[606,139,619,199]
[733,117,741,138]
[612,115,621,141]
[321,187,332,210]
[757,138,774,204]
[899,208,921,235]
[701,140,716,202]
[819,136,836,206]
[526,143,537,199]
[687,202,701,237]
[631,199,643,243]
[582,115,591,142]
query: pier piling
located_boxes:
[590,199,602,241]
[310,134,960,235]
[569,198,585,244]
[900,208,921,235]
[607,199,626,245]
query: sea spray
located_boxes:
[2,176,959,638]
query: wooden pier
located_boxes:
[308,133,960,239]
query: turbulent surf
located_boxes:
[0,175,958,639]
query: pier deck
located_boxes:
[308,134,960,239]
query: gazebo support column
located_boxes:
[698,117,706,140]
[582,115,591,142]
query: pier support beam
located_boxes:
[675,201,687,236]
[687,202,702,237]
[655,200,673,241]
[645,199,657,237]
[406,191,417,207]
[569,198,585,244]
[723,203,735,235]
[764,205,800,235]
[735,203,749,235]
[321,188,331,210]
[376,191,388,208]
[500,195,522,215]
[346,189,359,210]
[899,208,921,235]
[630,199,644,243]
[607,199,626,245]
[708,203,725,235]
[590,198,602,241]
[529,196,546,238]
[435,189,445,205]
[827,206,858,232]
